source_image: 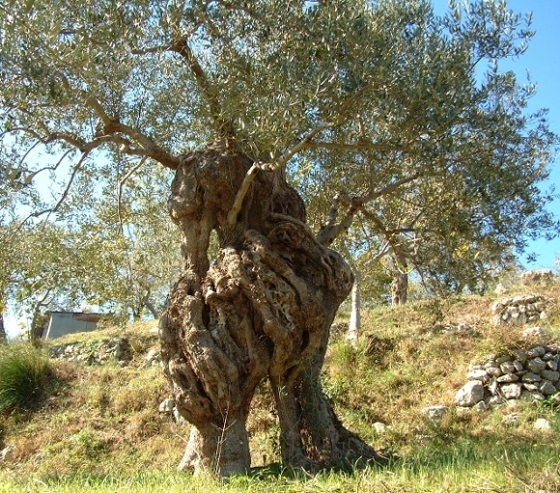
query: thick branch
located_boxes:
[316,196,362,247]
[227,162,261,227]
[58,76,182,169]
[169,38,226,136]
[359,207,419,264]
[263,124,332,172]
[118,156,148,228]
[227,125,331,226]
[316,172,420,247]
[366,172,420,202]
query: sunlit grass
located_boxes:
[1,285,560,492]
[2,442,560,493]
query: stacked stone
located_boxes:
[520,269,555,286]
[455,344,560,409]
[48,337,133,366]
[491,295,548,326]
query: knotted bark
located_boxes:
[159,143,378,476]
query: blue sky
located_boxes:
[434,0,560,269]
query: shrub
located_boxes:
[0,344,53,414]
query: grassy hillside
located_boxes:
[1,283,560,492]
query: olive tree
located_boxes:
[1,0,557,476]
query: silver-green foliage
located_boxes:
[0,0,557,299]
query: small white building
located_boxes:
[43,312,104,340]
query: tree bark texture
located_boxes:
[391,253,409,306]
[159,144,377,476]
[0,313,7,344]
[347,271,361,347]
[391,271,408,306]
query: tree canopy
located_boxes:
[1,0,557,291]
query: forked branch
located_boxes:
[316,172,420,247]
[169,37,227,137]
[227,124,331,227]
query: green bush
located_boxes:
[0,344,53,414]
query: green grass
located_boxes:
[1,286,560,492]
[0,344,54,414]
[1,441,559,493]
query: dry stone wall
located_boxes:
[456,288,560,410]
[491,294,548,326]
[520,269,555,287]
[455,343,560,410]
[47,336,162,368]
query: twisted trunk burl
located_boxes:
[159,144,378,476]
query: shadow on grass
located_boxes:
[246,428,560,489]
[248,451,397,481]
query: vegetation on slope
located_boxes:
[1,284,560,492]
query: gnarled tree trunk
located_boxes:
[160,143,378,476]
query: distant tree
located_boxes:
[1,0,557,476]
[0,222,27,343]
[69,164,182,320]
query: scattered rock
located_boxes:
[540,380,557,396]
[492,295,549,327]
[527,346,546,358]
[455,380,485,407]
[458,343,560,409]
[422,405,449,421]
[486,395,504,407]
[527,358,547,374]
[497,373,519,383]
[0,446,15,462]
[500,362,516,374]
[533,418,552,432]
[523,327,548,341]
[473,401,488,412]
[485,366,502,377]
[501,383,522,400]
[512,349,528,363]
[47,332,161,368]
[158,398,175,413]
[521,372,542,384]
[373,422,388,434]
[467,369,488,381]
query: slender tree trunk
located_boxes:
[391,253,409,306]
[391,272,408,306]
[142,296,160,319]
[347,271,361,346]
[0,312,7,344]
[29,291,51,346]
[160,143,377,476]
[132,308,142,321]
